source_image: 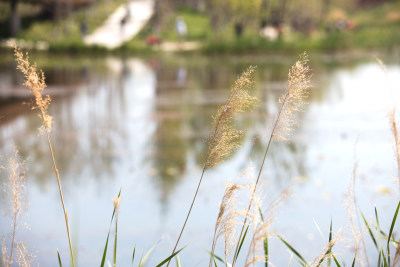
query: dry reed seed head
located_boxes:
[206,127,242,168]
[274,53,311,141]
[216,183,242,229]
[206,66,258,168]
[389,109,400,187]
[2,148,28,223]
[113,197,120,213]
[213,183,244,258]
[1,237,7,266]
[16,242,33,267]
[310,233,342,267]
[246,187,293,266]
[14,47,52,131]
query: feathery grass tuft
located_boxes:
[1,147,28,267]
[206,66,258,168]
[14,47,52,131]
[274,53,311,141]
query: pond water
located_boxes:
[0,51,399,266]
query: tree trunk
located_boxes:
[10,0,20,37]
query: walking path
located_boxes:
[84,0,154,49]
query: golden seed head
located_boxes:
[113,197,120,212]
[206,66,258,168]
[274,53,311,141]
[14,46,52,131]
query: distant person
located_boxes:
[120,4,130,34]
[175,17,187,40]
[80,22,88,37]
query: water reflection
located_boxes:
[0,53,399,266]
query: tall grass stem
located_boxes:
[45,129,75,267]
[165,167,206,267]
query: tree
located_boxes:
[206,0,262,38]
[10,0,20,36]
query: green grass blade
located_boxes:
[155,246,187,267]
[360,210,378,249]
[351,253,356,267]
[332,254,341,267]
[295,258,307,267]
[277,234,308,265]
[258,205,264,222]
[264,236,268,267]
[328,218,333,267]
[57,249,63,267]
[113,217,118,267]
[100,231,111,267]
[382,250,388,267]
[235,224,249,262]
[375,207,388,264]
[213,257,218,267]
[387,200,400,265]
[378,229,399,245]
[175,255,181,267]
[205,250,227,265]
[132,245,136,265]
[100,189,122,267]
[139,244,156,267]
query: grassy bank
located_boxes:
[0,2,400,53]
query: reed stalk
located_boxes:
[231,53,311,266]
[166,67,258,267]
[14,47,75,267]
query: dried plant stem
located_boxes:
[8,212,17,267]
[231,100,284,266]
[45,129,75,267]
[166,167,206,267]
[389,111,400,192]
[209,227,218,267]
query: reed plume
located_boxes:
[345,141,369,267]
[15,242,33,267]
[14,47,75,267]
[309,237,339,267]
[166,67,258,267]
[245,185,292,266]
[389,110,400,192]
[232,53,311,266]
[209,182,242,267]
[377,57,400,193]
[1,147,28,267]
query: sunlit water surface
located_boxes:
[0,52,400,266]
